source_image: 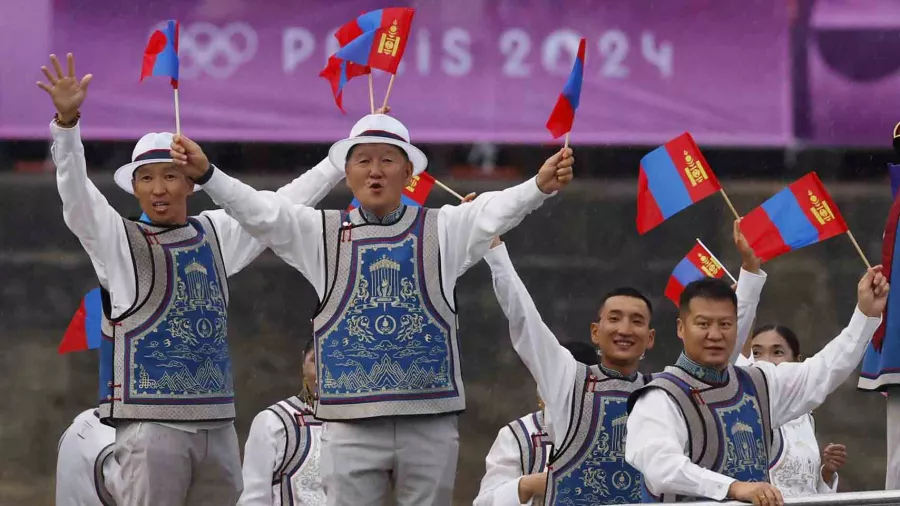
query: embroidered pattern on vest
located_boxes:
[314,208,461,419]
[675,352,729,384]
[549,364,645,505]
[359,204,405,225]
[508,411,550,477]
[269,396,324,506]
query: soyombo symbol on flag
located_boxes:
[637,132,722,234]
[664,243,728,307]
[335,8,415,74]
[739,172,848,263]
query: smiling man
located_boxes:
[484,225,763,505]
[626,269,888,506]
[170,112,574,506]
[40,53,345,506]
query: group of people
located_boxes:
[43,49,889,506]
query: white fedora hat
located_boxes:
[328,114,428,176]
[113,132,201,194]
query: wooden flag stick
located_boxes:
[435,178,465,201]
[382,74,396,110]
[174,88,182,136]
[719,189,740,220]
[368,73,375,114]
[696,237,738,284]
[846,230,872,269]
[564,132,570,151]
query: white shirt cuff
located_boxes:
[50,120,83,150]
[850,306,884,335]
[496,477,533,506]
[735,267,766,300]
[200,165,238,201]
[530,176,557,199]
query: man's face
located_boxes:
[590,295,655,367]
[303,349,317,397]
[345,143,413,216]
[132,162,193,225]
[677,297,737,369]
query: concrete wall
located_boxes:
[0,172,891,504]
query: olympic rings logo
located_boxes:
[149,21,258,79]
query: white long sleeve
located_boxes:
[734,268,766,363]
[474,426,532,506]
[626,307,881,501]
[238,410,284,506]
[201,169,553,300]
[52,122,344,319]
[485,244,576,444]
[55,409,116,506]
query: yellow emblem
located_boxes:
[405,175,420,193]
[683,150,709,187]
[378,21,402,57]
[808,190,835,225]
[698,253,720,277]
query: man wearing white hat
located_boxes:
[56,408,118,506]
[170,108,575,505]
[38,53,346,506]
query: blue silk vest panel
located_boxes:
[547,364,647,505]
[313,207,461,420]
[98,217,232,423]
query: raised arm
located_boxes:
[733,218,766,364]
[40,54,128,291]
[171,136,328,297]
[437,148,573,292]
[761,266,887,427]
[484,241,577,444]
[237,411,283,506]
[201,157,345,277]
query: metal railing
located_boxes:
[622,490,900,505]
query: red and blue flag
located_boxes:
[141,20,180,89]
[889,164,900,200]
[320,55,371,113]
[348,172,435,210]
[739,172,848,263]
[58,288,103,354]
[664,243,728,307]
[637,132,722,234]
[335,8,415,74]
[546,38,585,139]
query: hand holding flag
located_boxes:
[535,148,575,194]
[546,38,585,145]
[37,53,92,124]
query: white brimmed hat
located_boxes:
[328,114,428,176]
[114,132,201,194]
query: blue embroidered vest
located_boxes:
[628,358,775,503]
[546,363,647,505]
[313,207,461,420]
[97,217,232,423]
[267,396,322,505]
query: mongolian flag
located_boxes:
[320,55,371,113]
[140,20,180,88]
[58,288,103,354]
[664,243,728,307]
[335,8,415,74]
[739,172,848,263]
[637,132,722,234]
[889,163,900,200]
[348,171,435,211]
[545,38,586,139]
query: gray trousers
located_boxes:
[112,422,242,506]
[889,393,900,489]
[320,415,459,506]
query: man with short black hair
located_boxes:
[484,226,765,505]
[626,268,888,505]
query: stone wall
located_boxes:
[0,172,891,504]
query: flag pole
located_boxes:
[434,178,465,201]
[382,74,396,109]
[846,230,873,269]
[564,132,570,151]
[368,73,375,114]
[695,237,738,284]
[174,88,182,136]
[719,189,740,220]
